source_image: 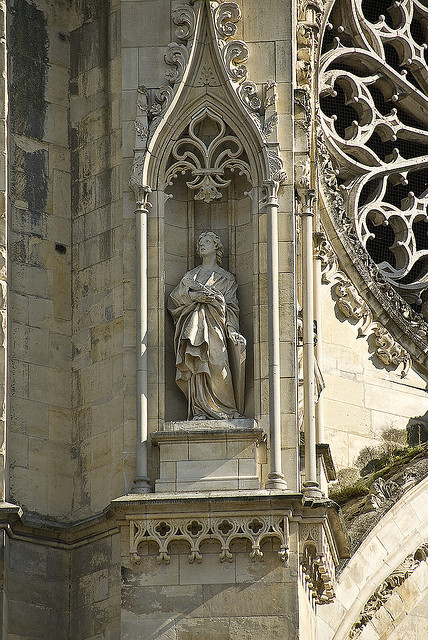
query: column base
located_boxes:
[266,471,287,490]
[130,477,152,493]
[302,480,323,498]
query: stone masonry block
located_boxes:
[121,584,203,619]
[179,552,236,586]
[121,2,171,48]
[196,581,298,618]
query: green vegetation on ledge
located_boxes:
[329,444,425,506]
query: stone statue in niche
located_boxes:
[168,231,246,420]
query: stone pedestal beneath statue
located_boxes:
[152,419,264,492]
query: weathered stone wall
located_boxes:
[6,539,69,639]
[7,0,76,518]
[0,535,7,637]
[121,537,299,640]
[70,534,121,640]
[70,0,124,517]
[320,283,428,479]
[2,532,120,640]
[8,0,126,519]
[0,0,7,503]
[298,581,317,640]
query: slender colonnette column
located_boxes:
[0,0,7,499]
[309,0,325,446]
[131,186,152,493]
[264,181,287,490]
[313,232,325,444]
[301,190,321,497]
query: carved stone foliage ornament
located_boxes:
[349,543,428,638]
[130,0,285,197]
[364,470,418,512]
[129,514,290,565]
[318,0,428,363]
[314,230,411,376]
[210,1,264,120]
[365,476,400,511]
[138,1,269,138]
[296,0,324,90]
[299,521,337,604]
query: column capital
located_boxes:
[302,188,316,213]
[130,182,152,211]
[262,179,280,204]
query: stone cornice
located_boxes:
[0,502,118,550]
[0,492,349,554]
[0,492,349,605]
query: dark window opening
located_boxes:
[366,217,396,268]
[320,84,360,139]
[361,0,394,27]
[414,218,428,252]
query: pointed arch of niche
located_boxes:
[130,0,286,428]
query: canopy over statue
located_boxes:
[168,232,246,420]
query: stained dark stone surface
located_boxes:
[9,0,48,140]
[11,145,48,212]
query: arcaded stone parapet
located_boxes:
[115,491,349,627]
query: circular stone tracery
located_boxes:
[319,0,428,312]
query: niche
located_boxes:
[163,111,254,421]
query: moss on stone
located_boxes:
[329,479,370,505]
[330,444,425,506]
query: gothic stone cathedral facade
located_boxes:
[0,0,427,638]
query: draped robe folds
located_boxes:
[168,266,245,420]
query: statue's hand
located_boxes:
[190,291,215,303]
[228,330,246,347]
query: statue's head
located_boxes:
[196,231,223,265]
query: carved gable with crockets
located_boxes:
[129,0,285,198]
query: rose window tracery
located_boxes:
[319,0,428,310]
